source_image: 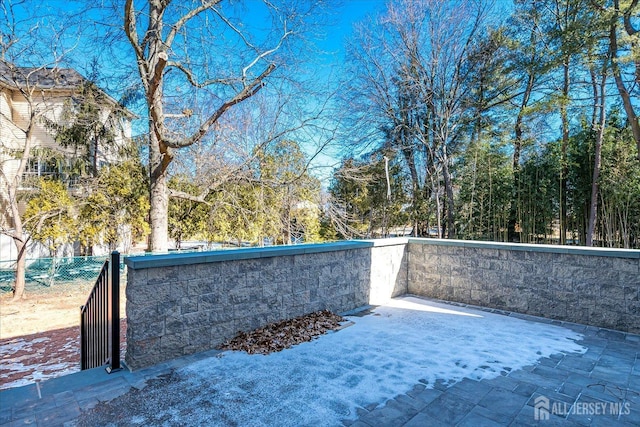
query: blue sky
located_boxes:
[318,1,386,56]
[3,1,387,182]
[300,1,388,179]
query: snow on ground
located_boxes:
[106,296,586,426]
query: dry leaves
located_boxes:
[219,310,346,355]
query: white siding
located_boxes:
[1,81,133,232]
[0,91,11,119]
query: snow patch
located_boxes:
[123,296,585,426]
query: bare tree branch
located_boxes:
[242,25,292,82]
[166,60,238,88]
[164,63,276,148]
[623,0,638,36]
[168,188,212,205]
[165,0,222,49]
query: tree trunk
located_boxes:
[92,134,99,177]
[586,98,605,246]
[145,5,172,253]
[8,115,35,301]
[509,71,534,242]
[611,53,640,161]
[11,236,27,302]
[508,153,521,242]
[588,17,613,246]
[430,171,442,238]
[441,149,455,239]
[402,147,421,236]
[612,0,640,160]
[589,66,599,130]
[148,132,170,252]
[509,11,540,243]
[124,0,282,252]
[559,59,570,245]
[7,174,27,301]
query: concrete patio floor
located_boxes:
[1,296,639,426]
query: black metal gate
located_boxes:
[80,251,121,372]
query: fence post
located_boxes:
[80,303,86,370]
[107,251,121,373]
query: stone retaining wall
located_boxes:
[407,239,640,334]
[124,238,639,370]
[124,240,407,370]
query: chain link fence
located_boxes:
[0,255,127,297]
[0,243,234,297]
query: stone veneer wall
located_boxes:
[124,237,639,370]
[407,239,640,334]
[124,240,407,370]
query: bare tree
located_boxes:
[343,0,491,238]
[586,3,618,246]
[586,49,610,246]
[123,0,325,252]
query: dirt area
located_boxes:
[0,285,126,339]
[0,287,127,390]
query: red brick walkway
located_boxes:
[0,319,126,390]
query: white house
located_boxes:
[0,62,135,261]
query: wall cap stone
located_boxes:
[363,237,410,247]
[124,237,639,270]
[124,240,374,270]
[407,238,640,259]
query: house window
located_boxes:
[26,158,59,176]
[21,158,61,188]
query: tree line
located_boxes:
[328,0,640,248]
